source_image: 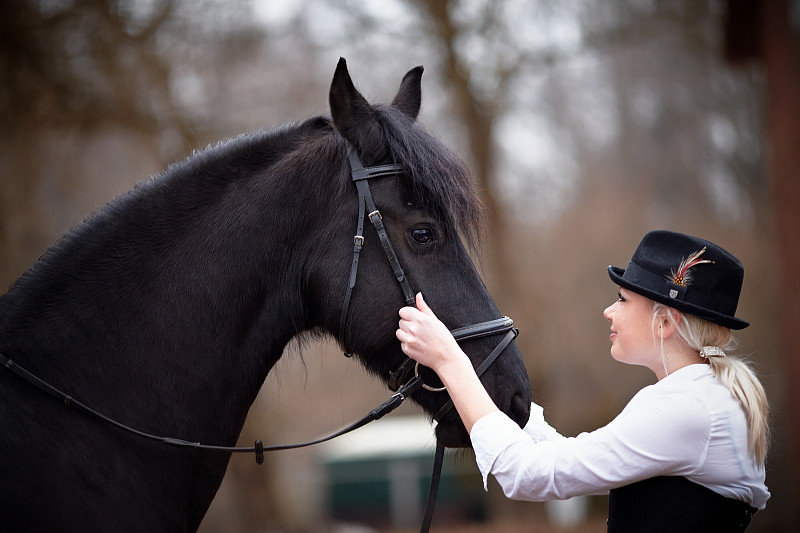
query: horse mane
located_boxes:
[4,108,481,306]
[0,118,334,302]
[373,105,485,251]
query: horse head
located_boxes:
[325,58,531,446]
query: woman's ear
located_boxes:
[657,308,681,339]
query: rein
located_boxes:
[0,321,515,457]
[0,349,423,463]
[1,143,520,533]
[0,317,516,533]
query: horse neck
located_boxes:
[1,154,337,446]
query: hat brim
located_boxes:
[608,265,749,330]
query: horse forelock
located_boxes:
[375,105,484,251]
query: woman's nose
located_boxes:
[603,303,615,322]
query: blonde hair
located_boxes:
[653,303,770,466]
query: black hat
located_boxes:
[608,230,749,330]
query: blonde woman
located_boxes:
[397,230,769,532]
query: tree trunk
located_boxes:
[417,0,515,306]
[760,0,800,527]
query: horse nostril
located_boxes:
[509,392,531,428]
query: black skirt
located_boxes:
[607,476,757,533]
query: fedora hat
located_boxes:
[608,230,749,330]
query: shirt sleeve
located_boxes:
[470,389,712,501]
[521,402,565,443]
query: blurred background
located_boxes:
[2,0,798,531]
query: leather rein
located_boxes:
[0,143,519,533]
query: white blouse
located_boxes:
[470,364,770,510]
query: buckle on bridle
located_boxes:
[414,361,447,392]
[388,358,416,392]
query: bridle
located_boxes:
[335,144,520,531]
[338,144,518,394]
[339,147,415,339]
[0,142,520,533]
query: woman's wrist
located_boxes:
[434,347,473,382]
[435,352,500,432]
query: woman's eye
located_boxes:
[410,227,435,245]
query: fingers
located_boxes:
[416,292,442,321]
[415,292,429,312]
[395,323,410,343]
[396,293,445,361]
[398,305,421,320]
[395,323,422,360]
[399,293,436,319]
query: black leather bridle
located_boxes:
[339,145,518,397]
[336,145,520,531]
[0,144,520,533]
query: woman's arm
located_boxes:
[396,292,500,433]
[471,383,713,501]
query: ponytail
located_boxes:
[653,304,770,465]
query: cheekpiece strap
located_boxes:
[339,146,411,343]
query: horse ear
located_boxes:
[391,66,423,120]
[329,57,378,145]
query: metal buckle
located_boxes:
[353,235,364,250]
[414,361,447,392]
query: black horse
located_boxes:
[0,59,531,532]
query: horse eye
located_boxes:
[410,227,435,245]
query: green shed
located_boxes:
[320,416,487,529]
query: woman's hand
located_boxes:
[396,293,465,372]
[396,292,500,433]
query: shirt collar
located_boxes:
[659,363,711,385]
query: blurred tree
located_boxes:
[1,0,789,530]
[0,0,266,286]
[411,0,514,302]
[397,0,768,302]
[724,0,800,528]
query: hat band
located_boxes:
[623,262,685,299]
[622,261,736,316]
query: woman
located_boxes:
[397,230,769,532]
